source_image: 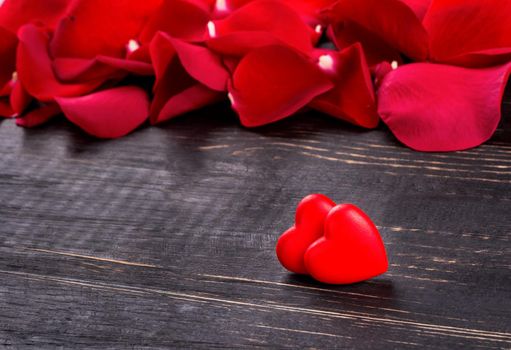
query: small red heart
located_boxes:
[276,194,335,274]
[304,204,388,284]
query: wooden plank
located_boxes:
[0,104,510,348]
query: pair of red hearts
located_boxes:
[276,194,388,284]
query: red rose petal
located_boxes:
[229,45,333,127]
[377,62,511,151]
[154,84,221,123]
[140,0,211,43]
[400,0,431,20]
[281,0,338,25]
[53,56,153,82]
[208,0,314,55]
[328,0,428,61]
[0,0,70,33]
[310,44,378,128]
[50,0,161,59]
[56,86,150,138]
[17,24,101,101]
[0,98,13,118]
[424,0,511,67]
[149,32,177,85]
[10,81,32,115]
[166,36,228,91]
[149,31,222,123]
[328,21,403,67]
[16,103,61,128]
[0,27,17,88]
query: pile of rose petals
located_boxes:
[1,0,510,151]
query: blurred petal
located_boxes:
[10,81,32,115]
[229,45,333,127]
[377,62,511,151]
[16,103,61,127]
[328,0,428,61]
[53,56,153,82]
[50,0,161,59]
[400,0,431,20]
[149,32,222,123]
[56,86,149,138]
[208,0,314,55]
[0,27,17,87]
[154,84,221,123]
[17,24,100,101]
[166,36,228,91]
[311,44,378,128]
[0,0,70,33]
[328,21,402,67]
[140,0,210,43]
[424,0,511,67]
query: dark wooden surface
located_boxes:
[0,97,510,349]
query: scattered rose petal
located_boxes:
[16,103,61,127]
[166,36,229,91]
[149,32,221,124]
[328,21,402,67]
[400,0,431,20]
[50,0,161,59]
[424,0,511,67]
[17,24,101,101]
[311,44,378,128]
[155,84,221,123]
[53,56,153,82]
[377,62,511,151]
[10,81,32,115]
[229,45,333,127]
[56,86,150,138]
[328,0,428,61]
[140,0,211,44]
[208,0,314,56]
[0,0,70,33]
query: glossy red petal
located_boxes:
[400,0,431,20]
[149,32,222,123]
[208,0,314,55]
[229,45,333,127]
[0,0,70,32]
[377,63,511,151]
[140,0,210,43]
[149,33,177,86]
[53,56,153,82]
[424,0,511,67]
[17,24,100,101]
[16,103,62,127]
[10,81,32,115]
[328,21,402,67]
[154,84,221,123]
[50,0,161,59]
[166,36,228,91]
[281,0,338,25]
[310,45,378,128]
[329,0,428,61]
[56,86,149,138]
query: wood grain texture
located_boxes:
[0,97,510,349]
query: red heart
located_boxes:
[304,204,388,284]
[276,194,335,274]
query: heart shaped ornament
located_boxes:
[304,204,388,284]
[276,194,336,274]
